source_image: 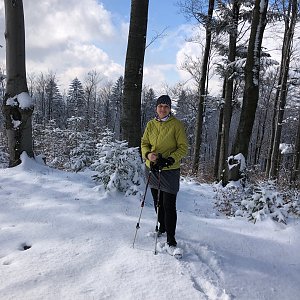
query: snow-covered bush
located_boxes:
[90,129,143,195]
[33,121,70,169]
[237,181,289,224]
[69,131,96,172]
[213,181,247,215]
[33,120,99,171]
[214,180,299,224]
[282,188,300,217]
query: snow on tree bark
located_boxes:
[3,0,34,167]
[268,0,298,179]
[231,0,269,169]
[192,0,215,174]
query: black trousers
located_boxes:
[151,188,177,246]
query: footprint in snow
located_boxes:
[19,242,32,251]
[2,260,12,265]
[178,242,230,299]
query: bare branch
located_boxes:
[146,27,168,49]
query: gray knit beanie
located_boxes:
[156,95,171,108]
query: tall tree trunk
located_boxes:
[192,0,214,174]
[265,72,283,174]
[2,0,34,167]
[268,0,297,179]
[121,0,149,147]
[256,71,278,170]
[254,98,269,166]
[218,0,240,185]
[231,0,268,166]
[265,0,293,175]
[290,106,300,184]
[214,78,226,180]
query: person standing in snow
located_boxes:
[141,95,188,250]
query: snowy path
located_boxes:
[0,159,228,300]
[1,157,300,300]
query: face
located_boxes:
[156,104,171,119]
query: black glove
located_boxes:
[150,161,160,172]
[159,156,175,168]
[151,156,175,171]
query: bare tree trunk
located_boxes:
[254,102,268,166]
[214,78,226,180]
[265,71,283,174]
[268,0,297,179]
[218,0,240,185]
[231,0,268,168]
[2,0,34,167]
[255,71,278,170]
[290,106,300,184]
[121,0,149,147]
[192,0,214,174]
[266,1,292,175]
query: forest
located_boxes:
[1,2,300,298]
[0,0,299,206]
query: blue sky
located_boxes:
[0,1,287,96]
[0,0,198,92]
[97,0,194,87]
[99,0,188,30]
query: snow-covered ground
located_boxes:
[0,155,299,300]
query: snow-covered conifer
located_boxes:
[91,129,143,195]
[69,130,96,172]
[239,181,289,224]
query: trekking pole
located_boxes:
[154,168,162,255]
[132,170,152,248]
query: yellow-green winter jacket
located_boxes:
[141,115,188,170]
